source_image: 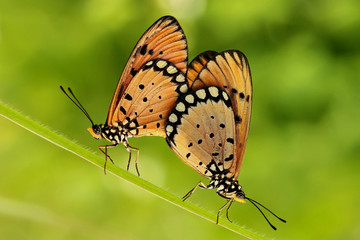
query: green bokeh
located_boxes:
[1,0,359,239]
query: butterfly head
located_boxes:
[233,189,246,204]
[88,124,103,140]
[219,180,246,204]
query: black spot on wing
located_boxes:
[130,68,138,76]
[226,138,234,144]
[125,94,133,101]
[140,44,148,55]
[120,106,127,115]
[235,115,242,123]
[239,92,245,99]
[224,154,234,162]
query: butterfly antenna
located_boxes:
[60,86,95,126]
[245,197,286,230]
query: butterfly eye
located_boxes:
[234,191,246,203]
[93,125,102,135]
[87,125,102,140]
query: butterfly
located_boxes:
[165,50,286,229]
[61,16,188,175]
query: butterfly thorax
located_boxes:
[205,160,246,203]
[88,123,129,146]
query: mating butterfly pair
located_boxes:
[61,16,285,229]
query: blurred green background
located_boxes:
[1,0,360,239]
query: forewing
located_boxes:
[186,51,217,87]
[107,16,188,125]
[166,87,236,178]
[191,50,252,178]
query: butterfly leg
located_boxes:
[127,144,140,176]
[225,199,234,222]
[125,146,132,172]
[182,181,208,201]
[98,144,117,174]
[216,198,234,224]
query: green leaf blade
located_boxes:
[0,101,269,240]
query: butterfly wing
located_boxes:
[189,50,252,178]
[107,16,188,126]
[113,59,188,138]
[166,86,236,178]
[186,51,217,87]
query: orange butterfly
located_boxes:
[61,16,188,175]
[166,50,286,229]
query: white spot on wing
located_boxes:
[166,125,173,135]
[146,61,153,66]
[176,74,185,82]
[210,164,216,171]
[169,113,178,123]
[209,86,219,98]
[156,60,167,69]
[222,91,229,101]
[166,65,177,74]
[185,94,194,104]
[196,89,206,99]
[179,84,188,93]
[176,102,186,112]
